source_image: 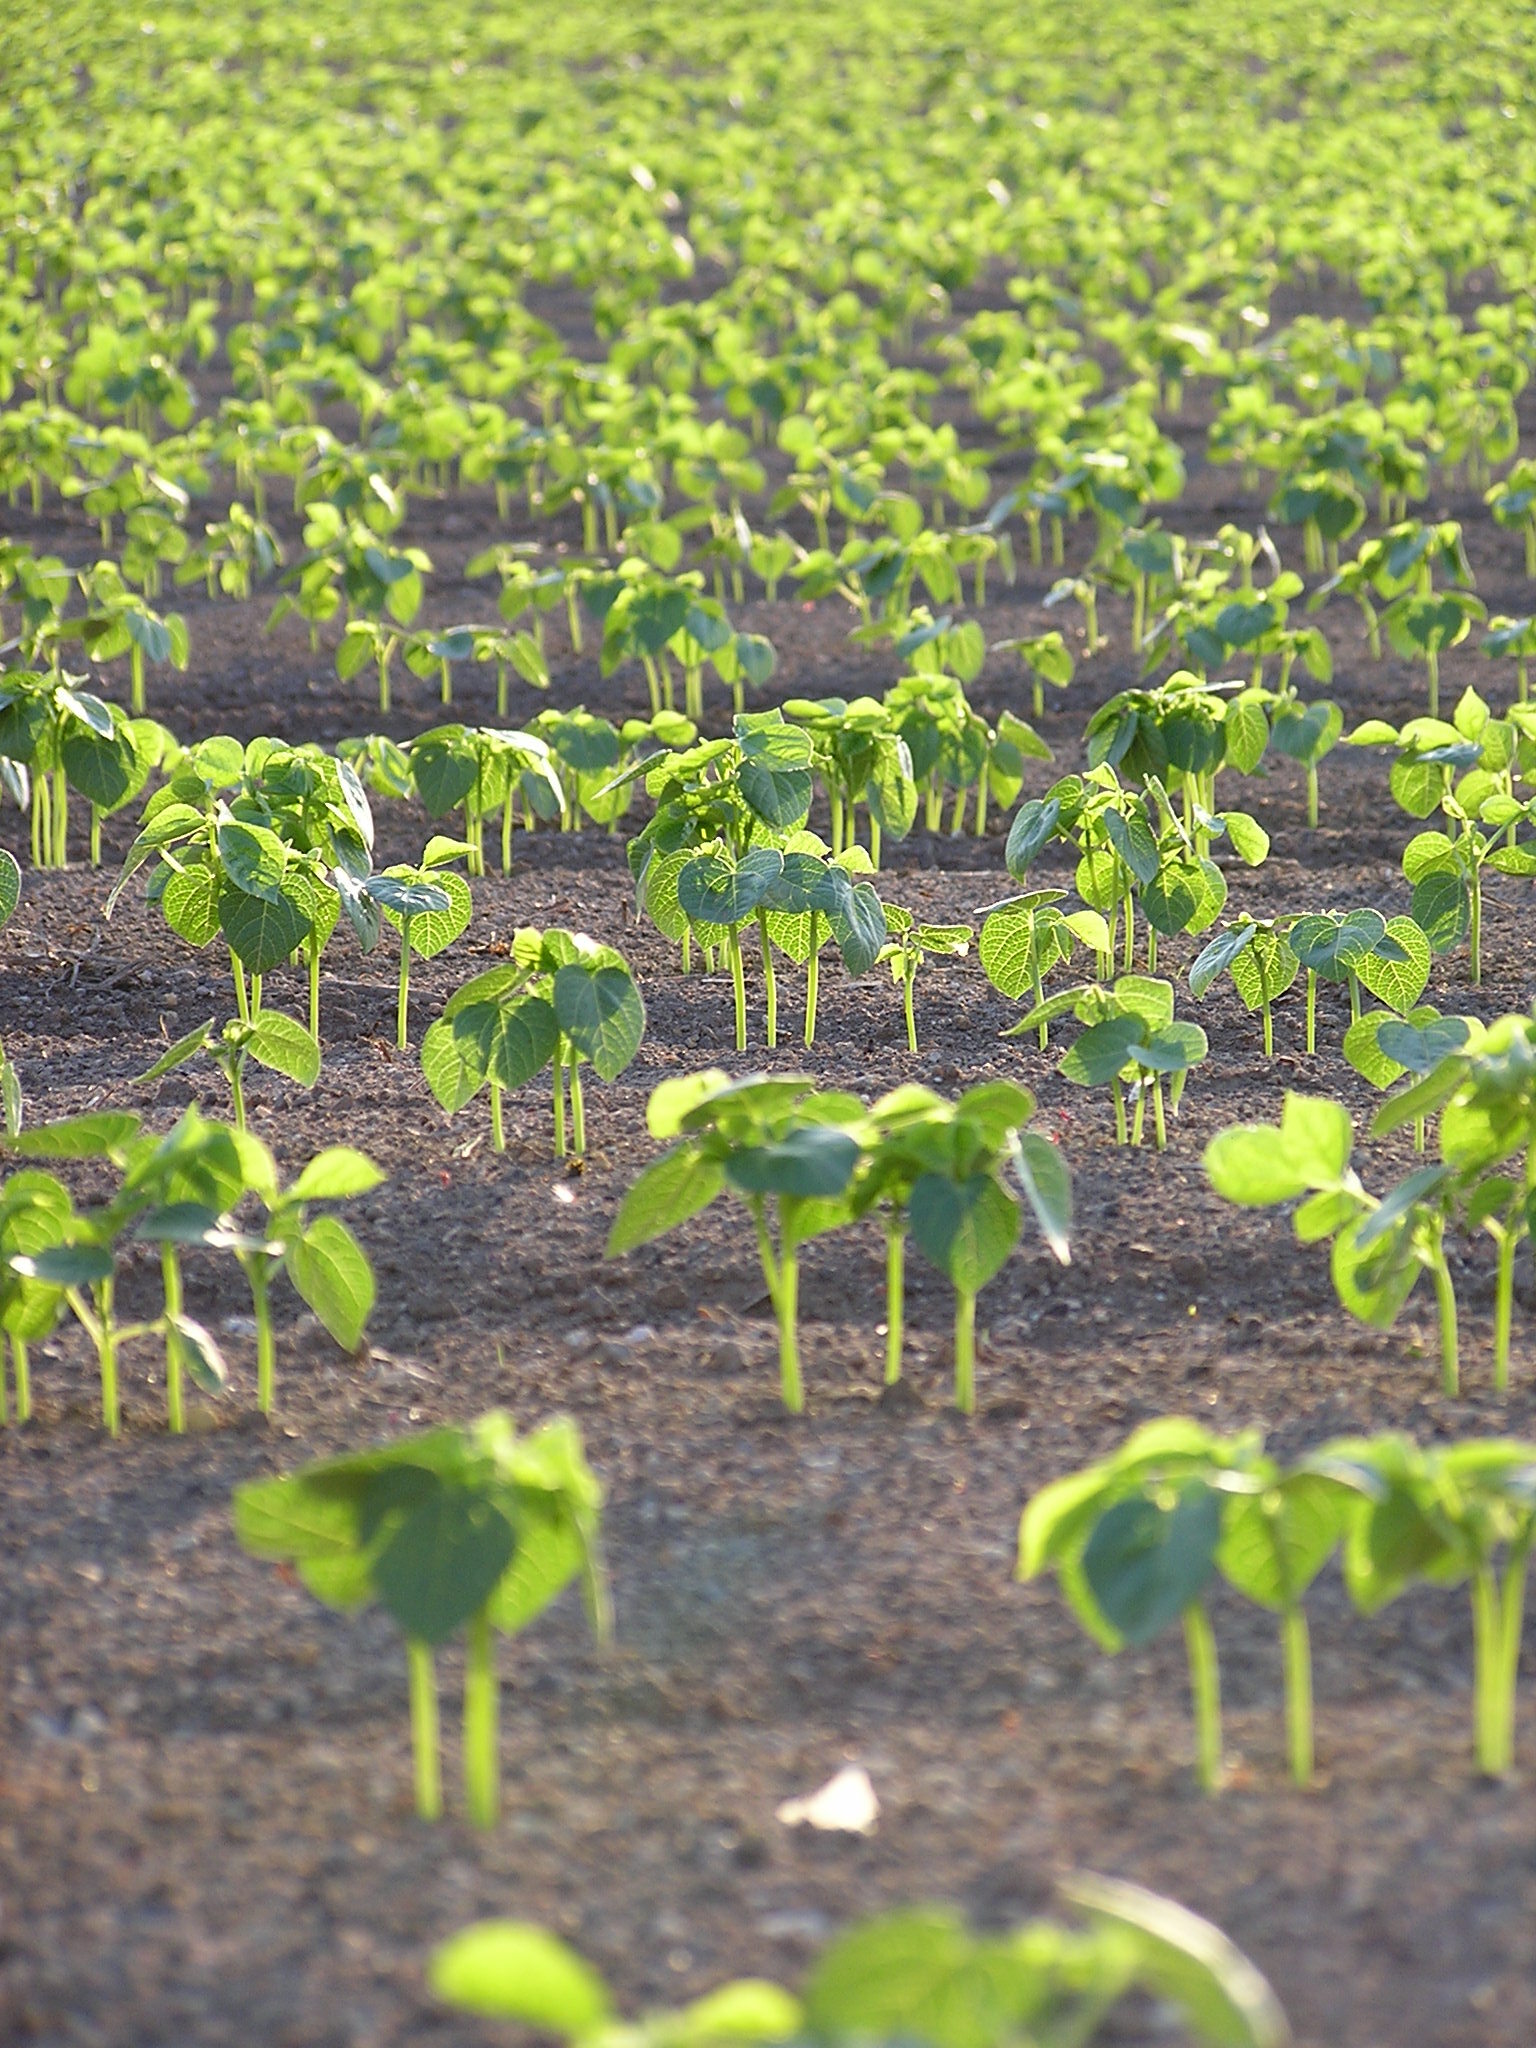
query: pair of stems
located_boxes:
[406,1613,502,1827]
[1471,1551,1529,1777]
[551,1047,586,1159]
[750,1197,804,1412]
[1183,1596,1314,1796]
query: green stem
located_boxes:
[553,1052,568,1158]
[804,917,821,1047]
[232,951,250,1024]
[1306,971,1317,1055]
[757,910,778,1049]
[463,1608,500,1829]
[9,1333,29,1424]
[308,941,321,1040]
[1183,1603,1223,1793]
[252,1265,276,1415]
[161,1244,185,1433]
[568,1056,587,1157]
[97,1281,119,1437]
[1472,1566,1505,1775]
[229,1056,248,1133]
[490,1082,506,1154]
[407,1640,442,1821]
[1152,1074,1167,1150]
[1431,1247,1460,1397]
[1111,1077,1128,1146]
[1262,999,1274,1059]
[1306,763,1319,829]
[1283,1606,1314,1787]
[1496,1550,1528,1775]
[903,963,918,1053]
[776,1235,803,1413]
[729,927,747,1051]
[884,1225,905,1384]
[953,1288,977,1414]
[1470,865,1482,986]
[396,922,412,1048]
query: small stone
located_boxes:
[708,1339,746,1373]
[652,1280,689,1312]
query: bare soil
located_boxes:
[2,403,1536,2048]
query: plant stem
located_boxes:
[1496,1548,1529,1776]
[407,1639,442,1821]
[463,1608,500,1829]
[9,1334,29,1423]
[232,950,250,1024]
[396,922,412,1048]
[953,1289,977,1414]
[1152,1075,1168,1150]
[757,910,777,1048]
[902,963,918,1053]
[308,942,321,1039]
[1306,763,1319,829]
[552,1052,568,1158]
[489,1083,506,1154]
[1472,1565,1506,1775]
[1494,1223,1518,1392]
[729,927,747,1052]
[804,917,820,1046]
[250,1264,276,1415]
[1306,971,1316,1055]
[161,1244,185,1433]
[1183,1602,1223,1793]
[1431,1247,1460,1397]
[883,1225,906,1383]
[229,1057,248,1132]
[1111,1077,1127,1146]
[568,1056,586,1156]
[1282,1606,1314,1787]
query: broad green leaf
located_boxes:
[247,1010,321,1086]
[907,1172,1019,1292]
[608,1143,723,1253]
[430,1922,613,2031]
[7,1111,140,1160]
[287,1215,373,1349]
[553,965,645,1080]
[422,1006,495,1112]
[287,1148,384,1202]
[367,1477,516,1646]
[1081,1483,1221,1646]
[219,884,312,973]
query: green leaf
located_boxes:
[247,1011,321,1086]
[1217,1474,1353,1612]
[286,1215,374,1349]
[678,846,784,928]
[1355,917,1431,1010]
[1059,1015,1145,1087]
[608,1143,723,1254]
[430,1922,613,2032]
[422,1007,495,1113]
[553,965,645,1080]
[726,1126,860,1202]
[831,881,887,976]
[804,1909,1044,2048]
[1081,1483,1221,1646]
[136,1018,217,1083]
[7,1111,140,1160]
[218,819,288,900]
[1189,922,1256,999]
[367,1475,516,1646]
[1012,1132,1071,1264]
[162,863,221,947]
[0,849,18,930]
[1410,869,1470,955]
[489,996,560,1090]
[907,1172,1019,1293]
[673,1981,802,2046]
[1062,1873,1292,2048]
[11,1242,115,1287]
[219,884,312,973]
[287,1148,384,1202]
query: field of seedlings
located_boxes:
[5,3,1536,2044]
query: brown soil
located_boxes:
[3,410,1536,2048]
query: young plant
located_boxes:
[1011,976,1206,1148]
[430,1881,1289,2048]
[850,1081,1070,1408]
[137,1012,320,1131]
[1311,1435,1536,1777]
[1288,909,1428,1054]
[1019,1419,1352,1790]
[1204,1092,1466,1394]
[978,889,1110,1045]
[365,838,474,1048]
[993,628,1074,718]
[233,1411,607,1826]
[1189,916,1299,1058]
[876,906,972,1053]
[423,928,645,1158]
[608,1073,866,1413]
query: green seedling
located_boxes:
[424,927,645,1158]
[1287,909,1427,1053]
[877,906,972,1052]
[1020,1419,1353,1790]
[1205,1091,1466,1394]
[431,1877,1289,2048]
[993,628,1074,718]
[234,1411,607,1827]
[0,667,164,867]
[850,1081,1070,1409]
[1343,1005,1474,1150]
[978,889,1111,1044]
[137,1012,320,1131]
[1189,916,1299,1057]
[1012,975,1206,1148]
[608,1072,866,1413]
[1482,614,1536,704]
[365,837,474,1048]
[1312,1435,1536,1777]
